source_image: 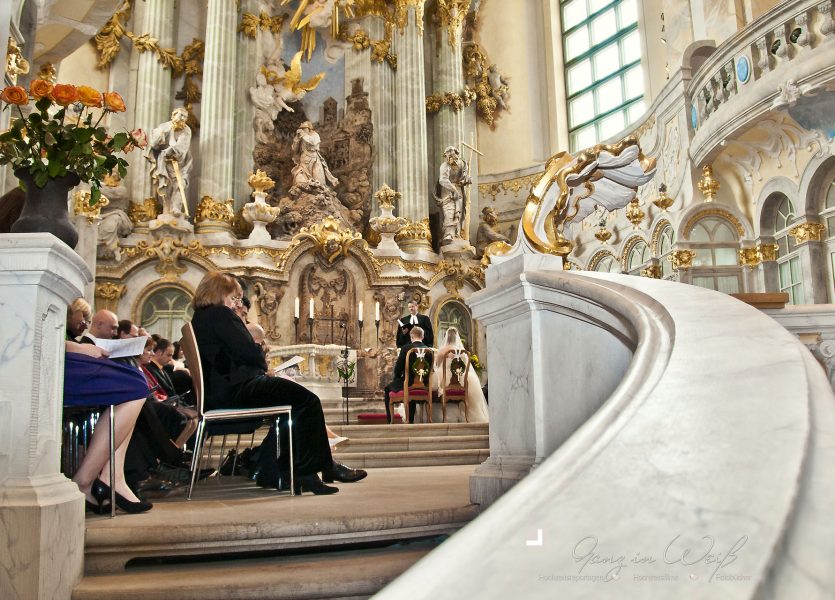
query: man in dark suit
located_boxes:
[396,300,434,347]
[385,326,431,423]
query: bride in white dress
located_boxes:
[433,327,489,423]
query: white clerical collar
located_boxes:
[410,315,418,325]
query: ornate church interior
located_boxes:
[1,0,834,598]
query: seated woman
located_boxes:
[433,327,489,423]
[139,338,199,447]
[190,271,366,495]
[64,298,152,513]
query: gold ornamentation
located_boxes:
[295,215,363,265]
[653,183,674,211]
[478,173,541,201]
[375,183,401,210]
[175,39,204,130]
[95,281,126,312]
[738,247,761,268]
[369,21,397,69]
[6,38,30,85]
[649,219,672,254]
[426,87,477,113]
[435,258,481,297]
[789,221,826,244]
[594,227,612,244]
[232,207,254,238]
[697,164,720,202]
[282,0,362,60]
[587,249,617,271]
[340,27,371,51]
[239,11,287,39]
[640,265,662,279]
[395,218,432,243]
[619,235,647,266]
[682,208,745,238]
[37,63,57,84]
[128,198,159,224]
[435,0,471,47]
[626,197,645,228]
[248,169,276,194]
[670,249,696,270]
[462,42,509,128]
[758,243,779,262]
[195,196,234,223]
[72,190,109,223]
[631,115,656,139]
[126,237,203,278]
[395,0,426,35]
[94,1,183,72]
[481,240,512,267]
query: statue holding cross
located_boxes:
[434,136,483,245]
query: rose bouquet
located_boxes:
[0,80,146,203]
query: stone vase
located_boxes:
[11,169,81,248]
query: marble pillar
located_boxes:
[366,17,397,214]
[198,0,237,204]
[232,0,261,209]
[130,0,175,204]
[0,234,91,600]
[394,1,429,223]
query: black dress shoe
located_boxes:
[296,474,338,495]
[256,471,292,492]
[322,462,367,484]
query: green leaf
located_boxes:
[33,170,49,188]
[90,186,101,205]
[35,97,52,112]
[48,160,62,177]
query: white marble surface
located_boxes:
[374,260,835,598]
[0,234,89,600]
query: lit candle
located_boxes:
[294,297,300,319]
[358,301,363,322]
[309,298,314,319]
[375,301,380,321]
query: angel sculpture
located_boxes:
[250,71,279,143]
[486,137,656,262]
[265,51,326,112]
[486,64,510,111]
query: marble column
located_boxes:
[0,234,91,600]
[129,0,175,204]
[198,0,238,204]
[232,0,261,209]
[394,1,429,223]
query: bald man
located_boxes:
[86,309,119,341]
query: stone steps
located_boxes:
[334,434,488,453]
[73,538,439,600]
[333,448,489,469]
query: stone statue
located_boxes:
[254,281,283,340]
[475,206,509,257]
[250,71,279,143]
[291,121,339,192]
[435,146,471,244]
[148,107,193,218]
[487,64,510,111]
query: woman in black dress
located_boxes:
[190,271,366,494]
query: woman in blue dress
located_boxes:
[64,298,151,513]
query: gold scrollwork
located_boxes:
[788,222,826,245]
[697,164,720,202]
[95,281,126,313]
[248,169,276,194]
[195,196,234,223]
[434,0,471,47]
[128,198,159,224]
[395,0,427,35]
[738,247,761,268]
[395,218,432,243]
[72,190,109,224]
[478,173,541,202]
[481,240,512,267]
[239,11,287,39]
[682,208,745,238]
[758,243,779,262]
[626,198,645,228]
[295,215,363,265]
[640,265,662,279]
[125,237,203,278]
[94,1,182,72]
[670,249,696,270]
[426,87,477,113]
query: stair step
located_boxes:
[328,423,488,438]
[334,435,488,453]
[332,448,489,468]
[73,540,437,600]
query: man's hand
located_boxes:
[66,341,110,359]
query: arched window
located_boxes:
[820,180,835,301]
[591,252,620,272]
[688,216,742,293]
[657,223,676,277]
[626,239,650,275]
[772,195,804,304]
[436,300,473,350]
[140,286,193,341]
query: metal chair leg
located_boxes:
[286,412,295,496]
[187,420,207,500]
[109,404,115,518]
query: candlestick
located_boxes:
[294,297,300,319]
[375,301,380,321]
[294,315,300,343]
[357,318,364,348]
[309,298,314,319]
[375,319,380,346]
[307,317,314,344]
[358,300,363,322]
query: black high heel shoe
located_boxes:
[92,479,153,513]
[85,499,109,515]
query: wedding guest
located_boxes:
[190,271,366,494]
[64,300,151,514]
[385,326,431,423]
[66,297,91,341]
[396,300,433,347]
[118,319,139,339]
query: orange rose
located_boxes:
[103,91,126,112]
[77,85,103,108]
[29,79,53,100]
[51,84,79,106]
[1,86,29,106]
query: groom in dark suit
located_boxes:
[385,326,430,423]
[396,300,434,348]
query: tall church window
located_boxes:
[656,223,676,277]
[688,216,742,293]
[625,238,650,275]
[562,0,644,151]
[821,180,835,301]
[140,286,193,341]
[774,195,804,304]
[436,300,473,349]
[590,251,620,272]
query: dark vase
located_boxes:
[11,169,81,248]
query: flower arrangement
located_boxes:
[0,80,147,203]
[469,352,484,376]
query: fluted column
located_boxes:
[394,0,428,223]
[198,0,238,204]
[232,0,261,209]
[130,0,174,204]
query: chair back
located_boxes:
[180,322,205,418]
[442,349,470,395]
[406,346,433,391]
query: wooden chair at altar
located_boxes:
[388,347,434,424]
[438,349,471,423]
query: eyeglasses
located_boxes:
[230,295,243,305]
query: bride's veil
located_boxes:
[444,327,465,350]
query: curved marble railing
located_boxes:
[374,255,835,598]
[689,0,835,165]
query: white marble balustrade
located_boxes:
[374,253,835,599]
